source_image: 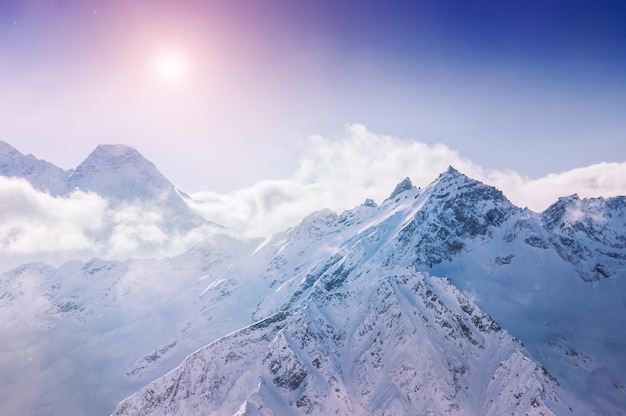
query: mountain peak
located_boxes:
[92,144,142,158]
[65,143,208,229]
[66,144,173,201]
[85,144,149,168]
[437,165,466,181]
[430,166,486,193]
[388,176,414,199]
[445,165,460,174]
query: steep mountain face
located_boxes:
[112,167,625,415]
[389,166,520,268]
[0,140,68,194]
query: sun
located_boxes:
[154,50,188,84]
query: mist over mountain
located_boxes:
[66,144,175,199]
[0,141,215,266]
[1,147,624,415]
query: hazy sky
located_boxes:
[1,0,625,192]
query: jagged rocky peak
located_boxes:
[66,144,175,201]
[434,165,473,188]
[540,193,626,281]
[388,176,414,199]
[397,166,521,244]
[429,165,511,205]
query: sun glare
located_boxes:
[154,50,188,84]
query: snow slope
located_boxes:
[115,272,583,415]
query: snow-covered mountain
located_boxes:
[0,140,69,194]
[65,143,206,230]
[0,141,201,212]
[1,164,625,415]
[0,141,214,262]
[110,167,626,415]
[66,144,180,201]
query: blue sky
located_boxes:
[0,0,625,192]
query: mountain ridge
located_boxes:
[0,140,192,206]
[0,140,69,194]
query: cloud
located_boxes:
[189,124,626,237]
[488,162,626,210]
[102,202,220,259]
[0,176,107,253]
[0,177,220,269]
[188,125,479,236]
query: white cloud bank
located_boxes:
[189,124,626,236]
[1,124,625,269]
[0,177,106,253]
[0,177,217,269]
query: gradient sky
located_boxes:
[1,0,625,192]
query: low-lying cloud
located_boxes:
[0,177,217,269]
[0,176,106,253]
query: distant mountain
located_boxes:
[1,166,624,415]
[0,140,211,237]
[66,144,177,202]
[65,144,206,230]
[0,140,68,194]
